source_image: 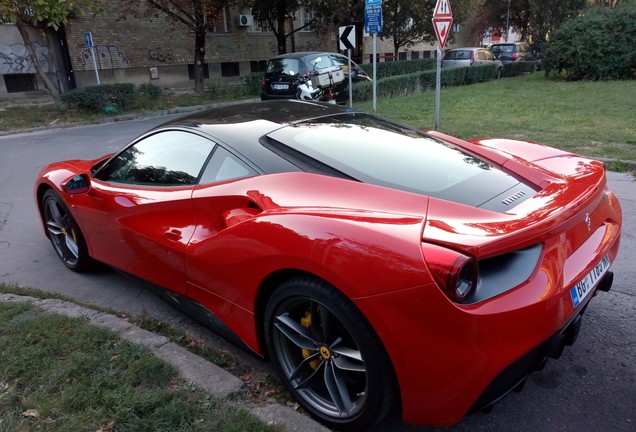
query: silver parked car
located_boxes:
[442,47,503,78]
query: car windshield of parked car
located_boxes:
[94,130,215,186]
[265,114,521,207]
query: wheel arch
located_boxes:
[35,183,53,233]
[256,269,403,428]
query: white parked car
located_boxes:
[442,47,503,78]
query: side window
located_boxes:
[484,50,495,61]
[95,131,214,186]
[199,146,257,184]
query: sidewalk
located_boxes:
[0,292,330,432]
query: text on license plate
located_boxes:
[570,254,610,307]
[272,83,289,90]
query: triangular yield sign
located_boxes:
[432,17,453,49]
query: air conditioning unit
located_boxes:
[236,14,253,27]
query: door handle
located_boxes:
[163,229,182,242]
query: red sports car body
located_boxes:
[34,101,622,430]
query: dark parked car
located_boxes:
[488,42,536,64]
[260,51,370,104]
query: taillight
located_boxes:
[422,243,478,303]
[512,53,519,61]
[261,79,266,92]
[470,51,475,65]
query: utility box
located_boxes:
[311,66,345,88]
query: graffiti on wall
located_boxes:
[0,42,50,74]
[148,47,193,63]
[80,45,130,70]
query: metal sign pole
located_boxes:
[92,46,101,85]
[373,33,377,114]
[85,32,101,85]
[347,48,353,108]
[435,42,441,130]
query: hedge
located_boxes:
[352,63,499,102]
[61,83,136,111]
[359,58,437,79]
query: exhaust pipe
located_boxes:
[596,271,613,292]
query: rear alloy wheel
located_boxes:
[264,277,397,430]
[42,189,92,272]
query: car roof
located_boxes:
[156,100,354,173]
[447,47,483,51]
[269,51,327,60]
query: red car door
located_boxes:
[75,130,215,294]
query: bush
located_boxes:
[138,82,162,99]
[543,3,636,80]
[61,83,136,111]
[359,58,437,79]
[352,64,499,102]
[503,61,537,77]
[243,72,264,95]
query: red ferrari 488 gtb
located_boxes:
[35,100,621,430]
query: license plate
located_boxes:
[272,83,289,90]
[570,254,610,307]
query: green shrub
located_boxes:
[359,58,437,79]
[543,3,636,80]
[138,82,162,99]
[243,72,264,95]
[353,64,499,102]
[61,83,136,111]
[502,61,537,77]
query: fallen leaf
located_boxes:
[22,409,38,418]
[96,421,115,432]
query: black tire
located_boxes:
[496,67,503,79]
[264,276,398,430]
[41,189,93,272]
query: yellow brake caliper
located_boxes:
[300,310,321,370]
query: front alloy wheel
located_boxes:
[265,277,397,430]
[42,189,92,272]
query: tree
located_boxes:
[243,0,356,54]
[0,0,105,96]
[119,0,235,94]
[377,0,434,58]
[476,0,586,49]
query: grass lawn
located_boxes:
[356,73,636,162]
[0,300,281,432]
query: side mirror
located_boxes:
[62,173,91,195]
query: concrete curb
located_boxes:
[0,293,330,432]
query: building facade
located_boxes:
[1,1,475,98]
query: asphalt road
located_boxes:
[1,117,634,431]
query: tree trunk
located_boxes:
[276,13,287,53]
[193,21,206,94]
[15,22,60,97]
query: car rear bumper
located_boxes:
[469,271,613,413]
